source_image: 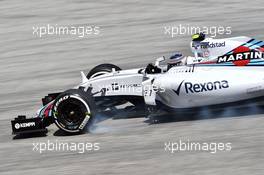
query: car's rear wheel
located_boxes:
[87,63,145,110]
[87,63,121,79]
[52,89,96,134]
[87,63,127,108]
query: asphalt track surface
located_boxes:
[0,0,264,174]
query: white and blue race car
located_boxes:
[11,33,264,136]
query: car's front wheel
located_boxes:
[52,89,96,134]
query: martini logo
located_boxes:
[217,51,263,63]
[218,45,264,66]
[173,80,229,95]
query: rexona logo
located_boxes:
[173,80,229,95]
[217,51,263,63]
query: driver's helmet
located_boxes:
[192,33,205,42]
[167,52,184,69]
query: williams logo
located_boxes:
[173,80,229,95]
[217,51,263,63]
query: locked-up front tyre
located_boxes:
[52,89,96,134]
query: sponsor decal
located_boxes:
[14,123,20,129]
[119,84,141,88]
[173,80,184,95]
[217,51,263,63]
[79,112,91,130]
[53,95,69,113]
[173,80,229,96]
[217,44,264,66]
[192,41,225,49]
[111,83,141,91]
[201,42,226,48]
[14,122,36,129]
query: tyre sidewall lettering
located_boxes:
[53,93,91,133]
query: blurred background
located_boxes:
[0,0,263,174]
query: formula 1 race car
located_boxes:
[11,34,264,136]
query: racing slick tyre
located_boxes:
[86,63,121,79]
[52,89,96,134]
[87,63,127,107]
